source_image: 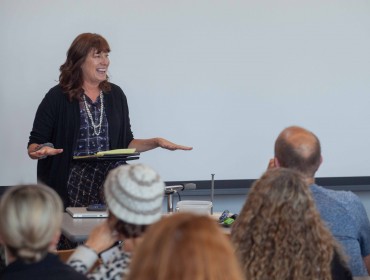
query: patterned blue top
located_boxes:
[67,93,126,207]
[74,94,109,156]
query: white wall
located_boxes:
[1,0,370,185]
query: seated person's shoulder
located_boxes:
[313,185,360,203]
[312,186,364,213]
[331,189,361,205]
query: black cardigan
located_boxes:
[28,83,134,206]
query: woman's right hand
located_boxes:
[28,143,63,160]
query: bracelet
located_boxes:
[34,143,54,159]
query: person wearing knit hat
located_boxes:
[104,163,164,225]
[67,164,165,280]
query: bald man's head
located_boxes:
[275,126,321,178]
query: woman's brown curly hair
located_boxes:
[59,33,111,101]
[231,168,345,280]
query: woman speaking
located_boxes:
[27,33,192,207]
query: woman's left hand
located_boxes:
[156,138,193,151]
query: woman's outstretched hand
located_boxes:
[28,144,63,160]
[156,138,193,151]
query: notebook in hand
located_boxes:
[66,207,109,218]
[73,148,139,160]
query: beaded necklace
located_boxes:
[82,91,104,136]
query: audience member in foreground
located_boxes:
[0,184,87,280]
[67,163,165,280]
[232,168,353,280]
[268,126,370,276]
[126,212,244,280]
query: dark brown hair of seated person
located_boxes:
[112,219,147,239]
[107,210,148,239]
[59,33,111,101]
[126,212,244,280]
[231,168,348,280]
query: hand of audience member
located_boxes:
[85,220,118,254]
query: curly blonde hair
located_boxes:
[231,168,343,280]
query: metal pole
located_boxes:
[167,192,174,213]
[211,174,215,215]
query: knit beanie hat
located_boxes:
[104,164,165,225]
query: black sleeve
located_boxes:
[28,90,58,147]
[331,250,353,280]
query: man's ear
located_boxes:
[319,156,323,167]
[274,157,281,167]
